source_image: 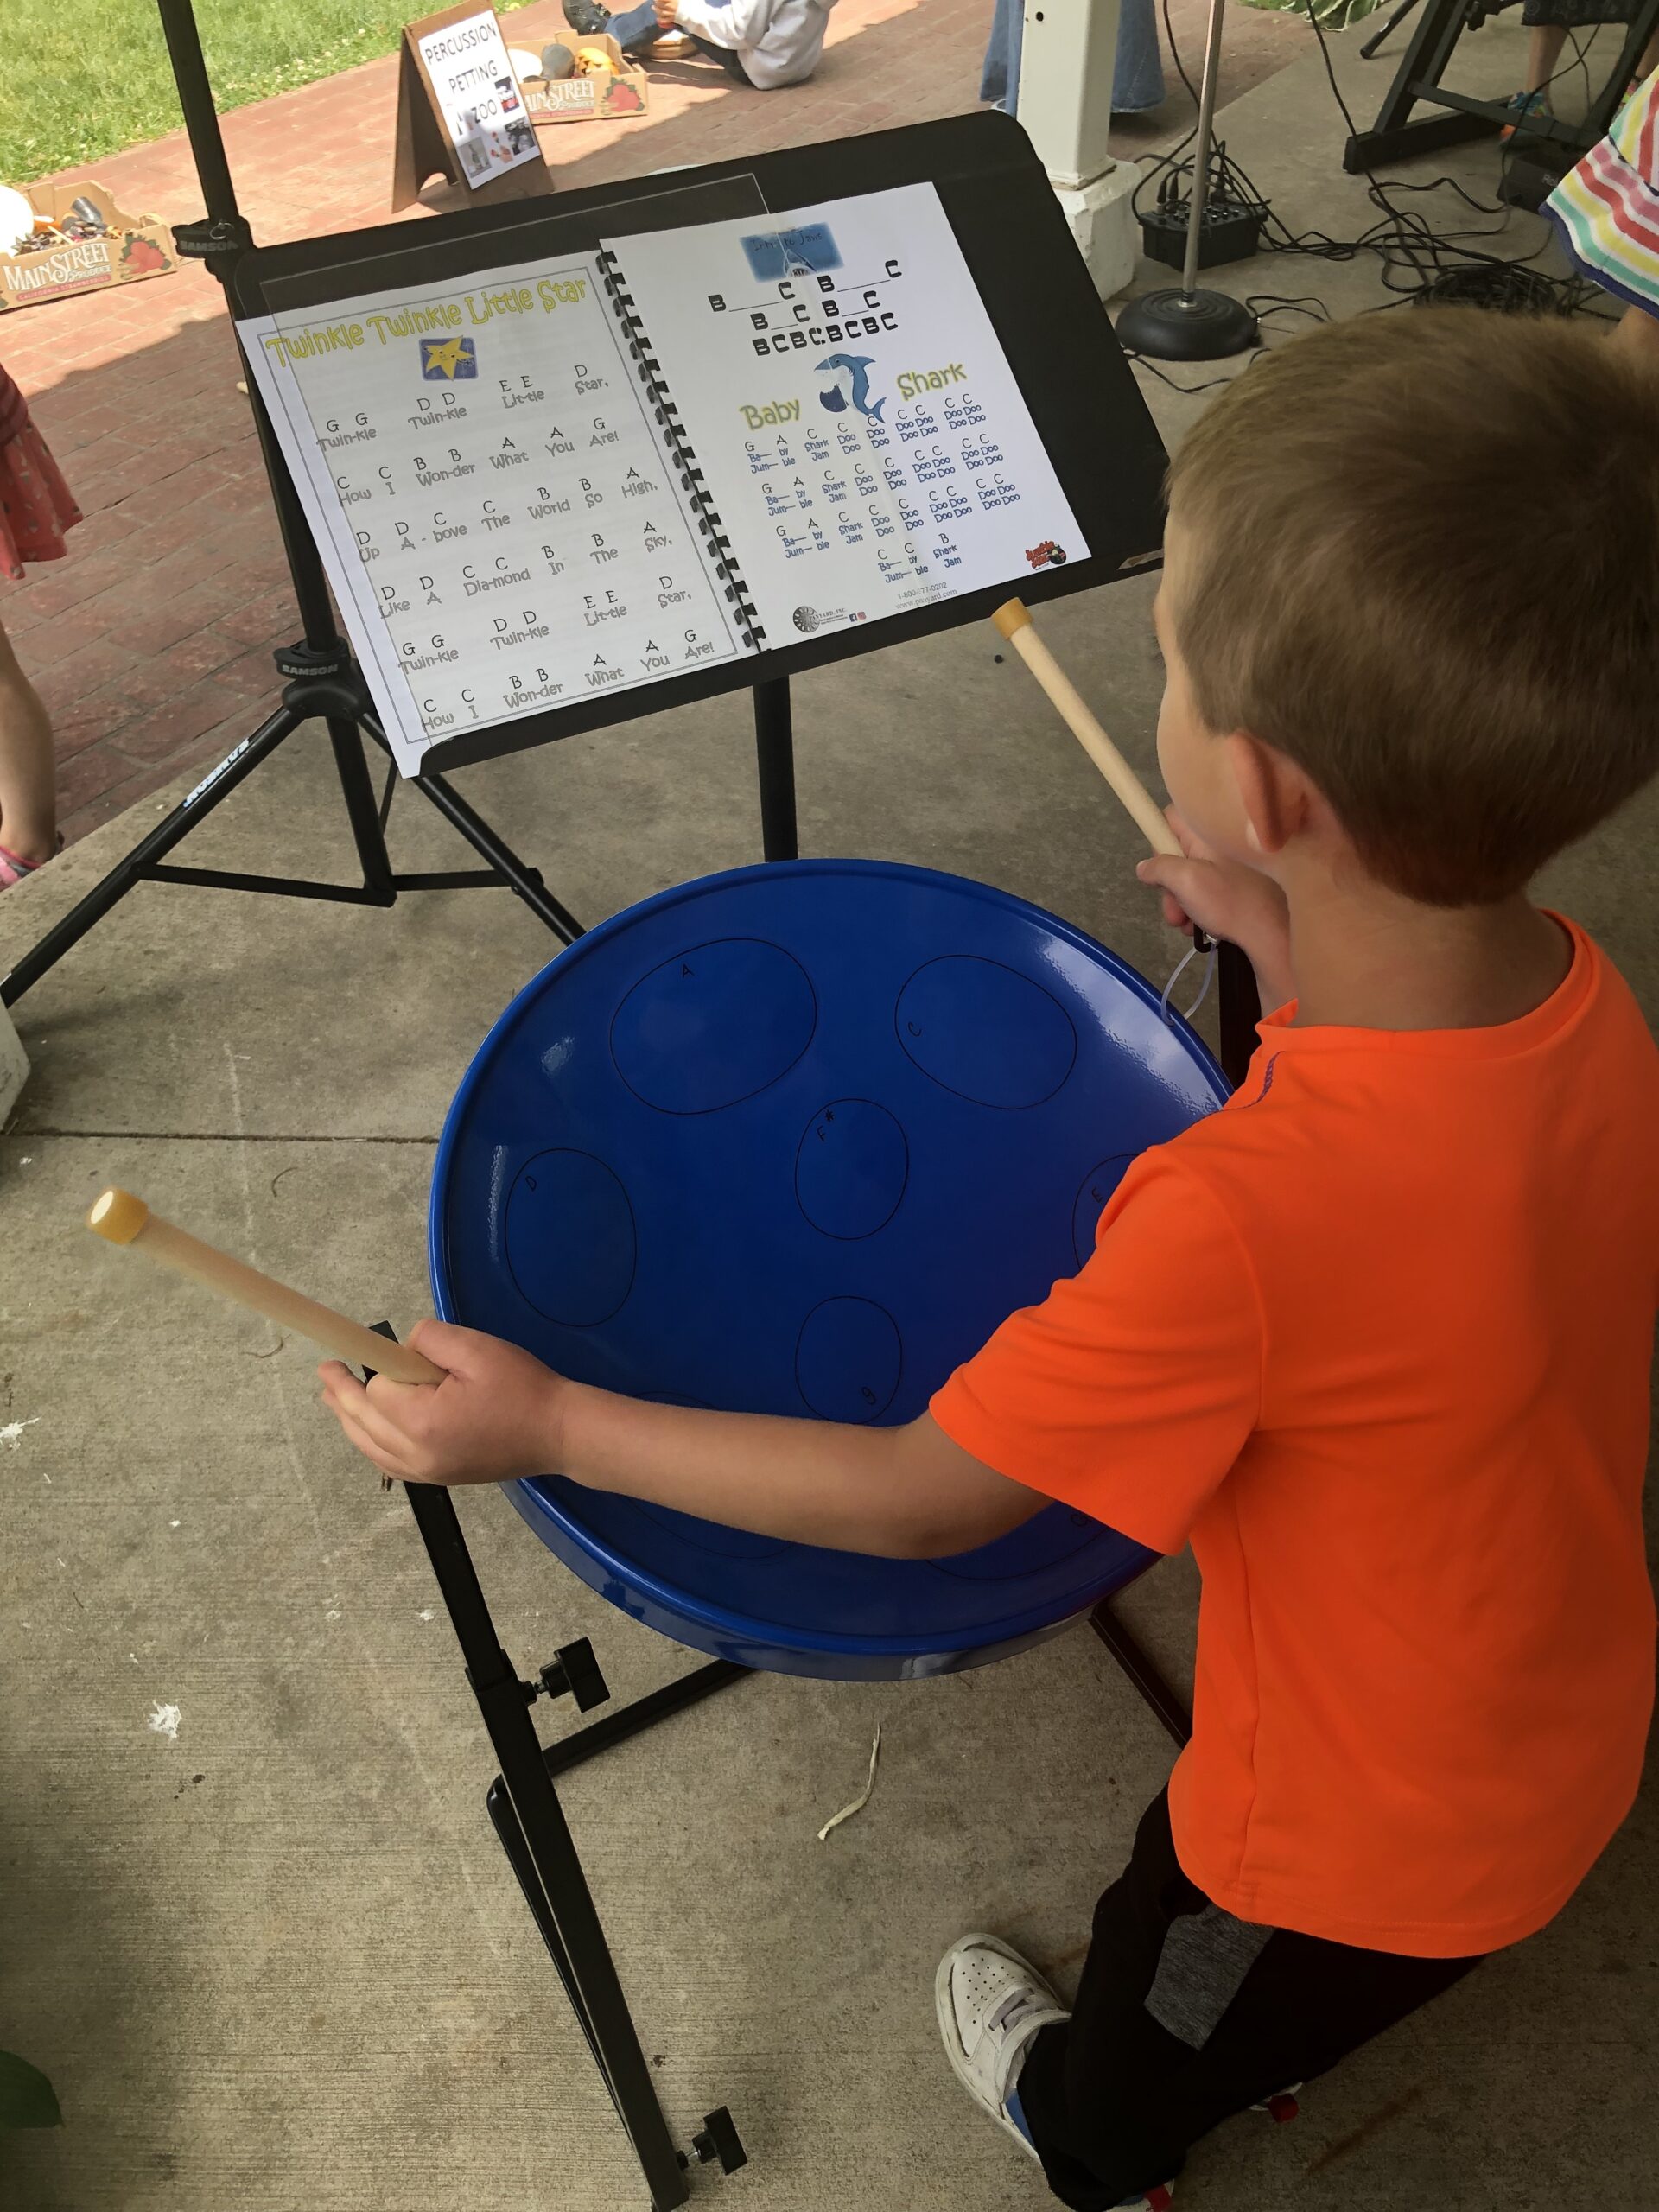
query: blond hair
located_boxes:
[1166,308,1659,904]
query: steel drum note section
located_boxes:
[431,860,1227,1680]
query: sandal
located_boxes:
[0,834,60,889]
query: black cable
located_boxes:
[1303,0,1363,137]
[1246,292,1332,321]
[1160,0,1202,108]
[1122,352,1255,391]
[1382,174,1505,215]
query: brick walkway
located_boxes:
[0,0,1302,849]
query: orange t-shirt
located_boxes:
[931,917,1658,1957]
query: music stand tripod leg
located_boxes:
[1,701,302,1007]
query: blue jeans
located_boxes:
[981,0,1165,117]
[607,1,752,79]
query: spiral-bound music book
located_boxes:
[239,182,1085,774]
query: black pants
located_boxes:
[1014,1793,1484,2209]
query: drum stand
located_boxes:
[376,1321,748,2209]
[372,1359,1195,2210]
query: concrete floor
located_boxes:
[3,26,1657,2212]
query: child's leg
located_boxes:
[1011,1792,1484,2209]
[1524,21,1569,92]
[0,610,57,870]
[586,1,658,50]
[681,30,752,82]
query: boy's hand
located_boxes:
[1137,809,1294,1006]
[653,0,679,23]
[319,1319,564,1485]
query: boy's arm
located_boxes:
[664,0,778,45]
[1136,810,1294,1008]
[320,1321,1045,1560]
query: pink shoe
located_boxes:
[0,836,59,888]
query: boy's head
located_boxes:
[1155,308,1659,906]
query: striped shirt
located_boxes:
[1545,67,1659,315]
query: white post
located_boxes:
[1015,0,1140,299]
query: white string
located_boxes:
[817,1721,882,1840]
[1160,941,1218,1028]
[1184,943,1218,1021]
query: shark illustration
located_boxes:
[816,353,885,423]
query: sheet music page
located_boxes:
[602,184,1087,645]
[238,250,750,772]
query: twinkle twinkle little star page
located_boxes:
[239,253,749,771]
[601,182,1087,644]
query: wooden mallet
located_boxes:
[992,597,1179,854]
[991,597,1211,949]
[86,1187,443,1385]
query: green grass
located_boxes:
[1,0,545,186]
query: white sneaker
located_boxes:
[934,1933,1071,2162]
[935,1933,1179,2209]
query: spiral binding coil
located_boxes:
[597,248,768,652]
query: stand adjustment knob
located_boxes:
[537,1638,609,1713]
[681,2107,746,2174]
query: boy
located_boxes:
[322,310,1659,2209]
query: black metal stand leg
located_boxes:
[327,716,397,905]
[1344,0,1492,170]
[486,1776,619,2080]
[1089,1599,1192,1748]
[412,765,586,944]
[1360,0,1421,59]
[401,1478,697,2210]
[543,1659,748,1778]
[753,679,798,862]
[1216,939,1261,1089]
[2,703,302,1006]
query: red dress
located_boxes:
[0,360,82,582]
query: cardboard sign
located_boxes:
[391,3,554,213]
[520,35,650,124]
[0,181,175,315]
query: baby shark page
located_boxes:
[239,253,749,772]
[600,182,1087,645]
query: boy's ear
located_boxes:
[1226,732,1310,857]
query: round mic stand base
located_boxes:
[1113,0,1260,365]
[1115,286,1260,361]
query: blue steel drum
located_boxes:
[430,859,1227,1681]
